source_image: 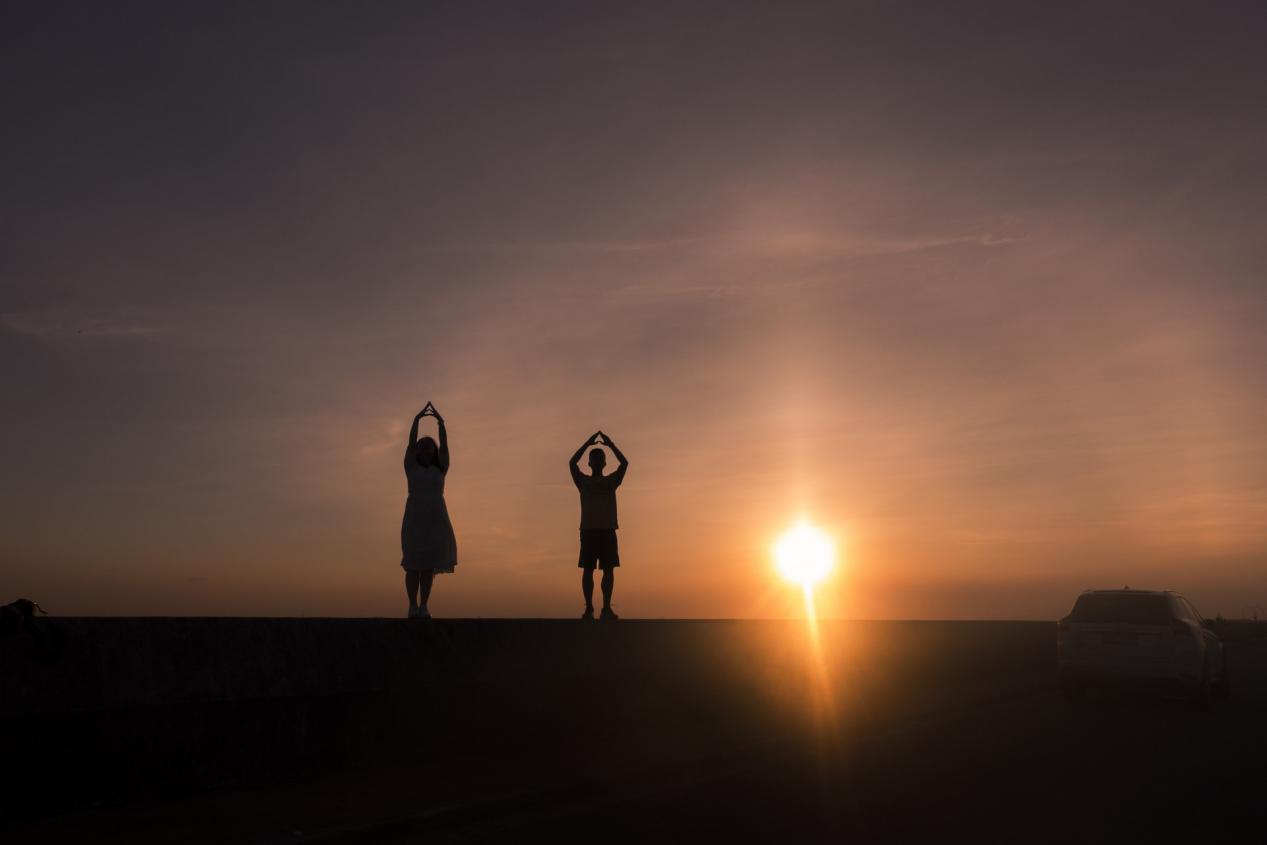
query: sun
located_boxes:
[774,522,835,588]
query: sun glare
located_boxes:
[775,522,835,588]
[774,521,838,716]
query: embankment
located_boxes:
[0,618,1056,818]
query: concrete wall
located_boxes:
[0,619,1055,819]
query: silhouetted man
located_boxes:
[569,431,628,620]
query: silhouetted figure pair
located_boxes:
[569,431,629,620]
[399,409,630,621]
[400,403,456,618]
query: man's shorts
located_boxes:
[578,529,620,570]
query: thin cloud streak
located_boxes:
[1,310,176,339]
[412,237,707,254]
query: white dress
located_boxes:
[400,460,457,573]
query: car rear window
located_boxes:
[1068,593,1171,625]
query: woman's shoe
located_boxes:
[408,606,421,619]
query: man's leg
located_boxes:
[601,568,615,610]
[581,568,595,612]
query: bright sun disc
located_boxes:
[774,523,835,587]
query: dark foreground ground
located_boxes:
[464,650,1267,844]
[3,618,1264,843]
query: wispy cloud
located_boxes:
[413,237,706,255]
[607,228,1024,301]
[1,309,175,339]
[735,230,1025,259]
[411,231,1020,260]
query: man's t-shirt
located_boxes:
[572,465,626,530]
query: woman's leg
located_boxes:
[405,571,420,608]
[418,571,436,609]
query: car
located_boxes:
[1057,588,1229,706]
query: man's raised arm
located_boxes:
[600,431,629,484]
[570,431,600,480]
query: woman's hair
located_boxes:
[414,436,440,467]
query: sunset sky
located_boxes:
[4,2,1266,619]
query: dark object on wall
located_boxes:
[0,598,47,635]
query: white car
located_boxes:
[1057,589,1229,705]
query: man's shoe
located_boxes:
[581,607,595,621]
[600,607,619,621]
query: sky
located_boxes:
[3,2,1266,619]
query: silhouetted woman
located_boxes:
[401,404,456,618]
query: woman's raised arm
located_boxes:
[434,408,450,473]
[405,408,425,463]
